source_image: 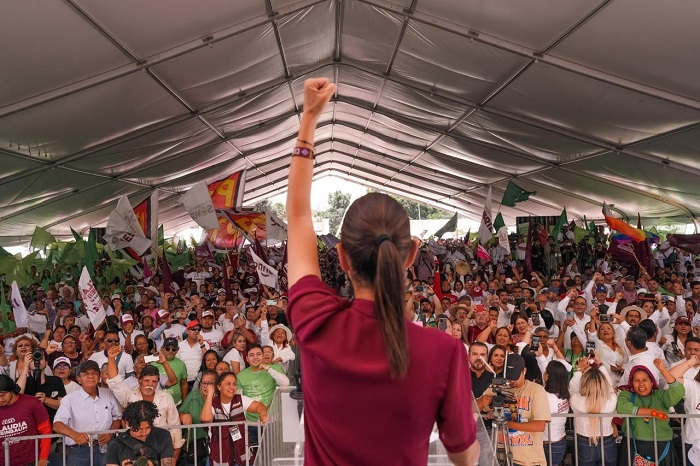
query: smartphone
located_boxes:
[586,341,595,357]
[599,314,611,323]
[144,355,159,364]
[415,285,425,292]
[437,317,448,331]
[532,313,540,326]
[535,302,542,312]
[567,311,575,321]
[531,336,540,352]
[266,300,277,306]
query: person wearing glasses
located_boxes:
[105,345,184,463]
[87,328,135,380]
[179,370,217,464]
[178,321,210,392]
[151,337,189,405]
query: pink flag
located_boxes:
[477,244,491,262]
[142,257,153,284]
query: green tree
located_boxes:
[254,200,287,221]
[366,189,451,219]
[321,191,352,235]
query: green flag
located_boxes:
[501,181,536,207]
[493,212,505,233]
[158,225,165,247]
[166,252,190,270]
[0,284,15,334]
[434,213,458,239]
[70,228,86,271]
[85,229,99,279]
[30,226,56,251]
[552,208,568,246]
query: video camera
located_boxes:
[489,377,518,423]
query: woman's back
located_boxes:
[289,275,474,466]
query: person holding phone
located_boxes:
[285,78,478,466]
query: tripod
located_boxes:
[490,412,514,466]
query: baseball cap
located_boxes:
[157,309,169,319]
[202,310,214,318]
[187,320,201,330]
[37,287,45,291]
[218,288,226,294]
[595,285,608,294]
[545,286,559,294]
[676,316,691,325]
[504,278,514,285]
[163,337,179,348]
[78,360,100,374]
[53,356,71,369]
[625,275,635,281]
[121,314,134,324]
[504,354,526,381]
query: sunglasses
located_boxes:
[189,328,202,332]
[163,346,178,352]
[105,339,119,344]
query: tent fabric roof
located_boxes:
[1,0,699,244]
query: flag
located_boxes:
[279,242,289,292]
[208,170,246,210]
[501,181,535,207]
[142,257,153,284]
[253,234,269,265]
[493,213,505,234]
[71,228,86,271]
[181,181,220,230]
[133,192,159,251]
[249,249,278,289]
[464,228,471,247]
[85,229,99,279]
[497,227,510,255]
[11,281,28,328]
[77,266,106,329]
[30,226,56,251]
[266,210,288,242]
[161,249,177,295]
[434,213,458,239]
[668,233,700,256]
[552,208,568,246]
[476,244,491,262]
[222,252,234,302]
[104,195,152,256]
[195,239,216,265]
[478,187,493,245]
[0,284,15,334]
[602,203,647,242]
[607,236,638,264]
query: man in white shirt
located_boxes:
[493,289,515,328]
[200,309,225,357]
[184,265,212,289]
[177,325,209,390]
[557,292,590,349]
[621,326,663,388]
[150,309,186,350]
[88,328,134,380]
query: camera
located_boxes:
[531,313,540,326]
[530,336,540,352]
[489,378,517,423]
[599,313,611,323]
[132,457,150,466]
[415,285,425,292]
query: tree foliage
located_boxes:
[254,200,287,221]
[320,191,352,235]
[366,189,450,220]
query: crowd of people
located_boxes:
[1,221,699,466]
[0,259,294,466]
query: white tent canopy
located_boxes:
[1,0,699,245]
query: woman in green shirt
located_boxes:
[616,359,684,466]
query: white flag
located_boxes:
[10,281,28,328]
[78,266,106,329]
[497,227,511,254]
[266,210,288,241]
[478,187,493,245]
[180,181,220,230]
[249,249,279,289]
[104,195,152,256]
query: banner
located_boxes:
[181,181,220,230]
[478,187,493,245]
[206,215,246,250]
[78,266,106,330]
[11,281,28,328]
[497,227,510,255]
[223,210,267,242]
[208,170,246,210]
[104,195,152,256]
[266,210,288,242]
[133,192,159,250]
[249,249,278,289]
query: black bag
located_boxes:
[183,429,209,465]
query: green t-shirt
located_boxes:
[178,389,206,440]
[617,382,685,441]
[152,357,188,405]
[236,365,284,421]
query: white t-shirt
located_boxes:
[27,311,48,335]
[201,328,225,357]
[63,380,81,395]
[223,348,246,372]
[185,271,212,288]
[88,350,134,379]
[178,339,209,381]
[212,395,254,418]
[544,393,569,442]
[682,370,700,444]
[569,367,617,438]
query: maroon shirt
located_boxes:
[288,276,475,466]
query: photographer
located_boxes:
[15,348,66,423]
[106,400,174,466]
[485,353,551,465]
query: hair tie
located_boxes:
[375,234,391,246]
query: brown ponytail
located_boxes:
[340,193,412,379]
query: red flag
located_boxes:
[161,249,176,295]
[222,252,234,302]
[195,240,216,265]
[208,170,246,210]
[668,233,700,256]
[253,233,269,265]
[142,257,153,284]
[279,242,288,292]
